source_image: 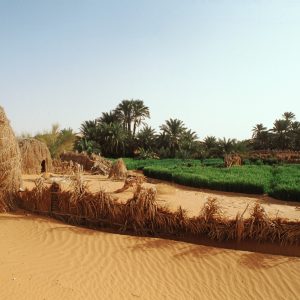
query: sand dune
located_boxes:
[1,212,299,300]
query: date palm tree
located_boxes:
[252,123,267,139]
[203,136,219,157]
[80,120,99,141]
[115,100,134,134]
[160,118,186,157]
[35,124,76,158]
[136,125,157,150]
[218,137,237,155]
[272,119,290,149]
[132,100,150,136]
[283,111,295,122]
[98,111,120,125]
[115,99,150,136]
[99,122,127,157]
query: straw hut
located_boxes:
[109,158,127,180]
[18,138,53,174]
[0,106,22,211]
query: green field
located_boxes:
[122,158,300,202]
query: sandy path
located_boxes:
[0,212,299,300]
[23,174,300,220]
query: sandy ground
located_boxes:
[1,212,300,300]
[23,174,300,220]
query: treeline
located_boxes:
[22,99,299,159]
[75,99,248,159]
[252,112,300,151]
[75,99,299,159]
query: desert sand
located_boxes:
[1,212,300,300]
[2,174,298,299]
[23,174,300,220]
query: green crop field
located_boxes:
[122,158,300,202]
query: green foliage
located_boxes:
[251,112,300,150]
[35,124,76,158]
[74,138,101,155]
[122,158,300,202]
[135,148,159,160]
[269,165,300,202]
[144,165,270,195]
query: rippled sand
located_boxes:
[0,212,299,300]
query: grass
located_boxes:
[122,158,300,202]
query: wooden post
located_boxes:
[50,182,61,212]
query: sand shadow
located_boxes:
[127,237,222,261]
[238,252,297,269]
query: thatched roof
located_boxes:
[0,106,22,211]
[19,138,53,174]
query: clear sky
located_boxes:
[1,0,299,140]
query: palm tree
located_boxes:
[291,121,300,150]
[115,100,134,134]
[99,122,127,157]
[251,123,270,150]
[55,128,76,155]
[136,125,157,150]
[132,100,150,136]
[80,120,99,141]
[35,124,76,158]
[252,124,267,139]
[291,121,300,131]
[98,111,120,125]
[203,136,218,157]
[115,99,150,136]
[218,137,237,155]
[160,118,186,157]
[283,111,295,122]
[272,119,290,149]
[74,138,100,155]
[180,129,197,148]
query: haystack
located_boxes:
[108,158,127,180]
[19,138,53,174]
[224,154,242,168]
[0,106,22,211]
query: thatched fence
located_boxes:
[60,151,111,175]
[17,178,300,247]
[0,106,22,212]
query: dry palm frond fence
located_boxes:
[248,150,300,164]
[53,159,84,175]
[60,152,111,175]
[16,177,300,246]
[115,172,146,193]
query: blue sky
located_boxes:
[1,0,299,139]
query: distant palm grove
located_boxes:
[74,100,300,158]
[30,99,299,159]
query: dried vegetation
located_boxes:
[17,175,300,246]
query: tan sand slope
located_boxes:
[0,212,299,300]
